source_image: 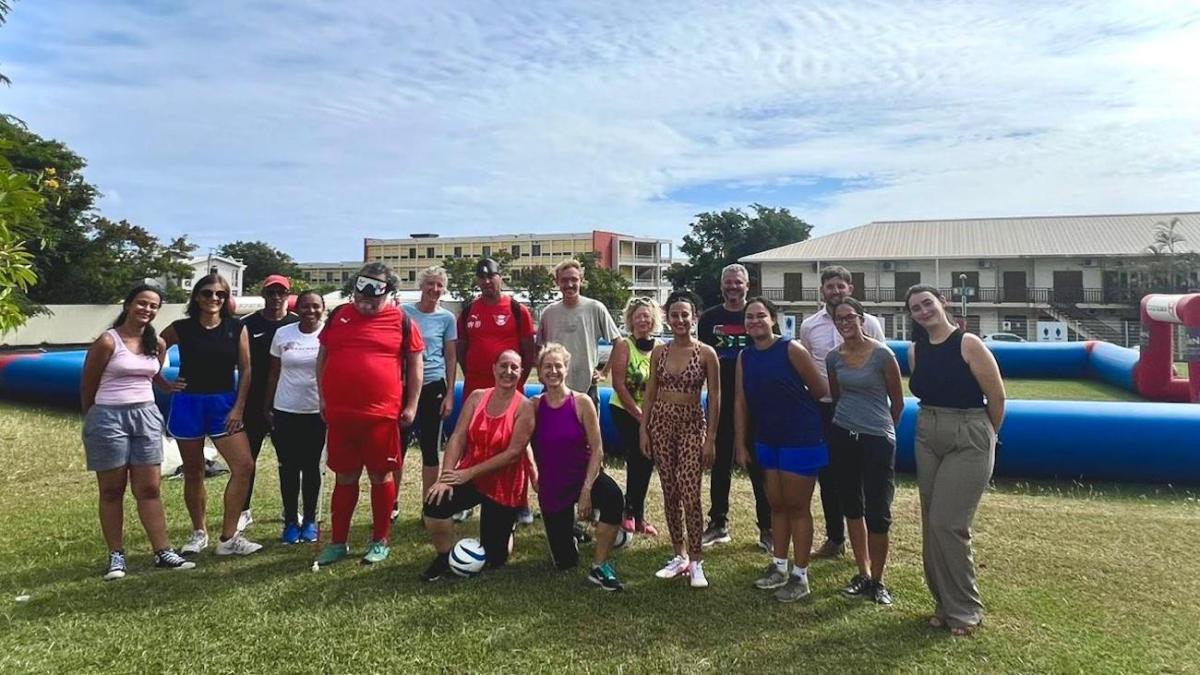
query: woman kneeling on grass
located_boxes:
[826,296,904,606]
[532,343,626,591]
[906,284,1005,636]
[81,284,195,579]
[421,350,534,581]
[734,297,827,602]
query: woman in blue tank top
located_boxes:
[734,297,828,603]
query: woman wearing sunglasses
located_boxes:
[161,274,263,556]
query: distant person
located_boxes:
[80,284,195,579]
[421,350,534,581]
[641,290,720,588]
[697,264,770,552]
[825,296,904,606]
[530,344,626,591]
[735,297,827,602]
[399,266,459,516]
[537,259,621,404]
[315,263,424,566]
[238,274,298,532]
[906,284,1005,636]
[798,265,886,560]
[608,296,663,535]
[161,273,262,556]
[264,290,325,545]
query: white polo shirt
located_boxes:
[798,307,887,403]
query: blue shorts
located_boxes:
[167,391,240,440]
[756,442,828,477]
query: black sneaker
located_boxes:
[701,521,731,547]
[103,550,127,581]
[421,553,451,582]
[871,580,894,606]
[757,529,773,553]
[841,573,872,597]
[573,522,593,545]
[812,539,845,559]
[154,548,197,571]
[587,561,624,592]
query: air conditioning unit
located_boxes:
[881,261,895,272]
[1083,258,1097,267]
[978,259,993,269]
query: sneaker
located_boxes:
[516,506,535,526]
[317,543,349,565]
[390,500,401,523]
[636,519,659,537]
[281,523,301,545]
[621,516,637,533]
[215,533,263,556]
[452,508,474,523]
[298,520,319,543]
[812,539,845,559]
[361,540,390,565]
[871,580,894,606]
[236,509,254,532]
[689,560,709,589]
[421,553,451,582]
[655,555,690,579]
[573,523,593,545]
[842,573,873,597]
[153,548,196,571]
[103,550,127,580]
[588,561,624,592]
[757,529,773,554]
[775,575,811,603]
[753,563,790,590]
[180,530,209,556]
[700,521,731,547]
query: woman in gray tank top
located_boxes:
[825,297,904,606]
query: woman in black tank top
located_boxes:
[905,284,1005,636]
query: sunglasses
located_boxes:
[354,275,389,297]
[199,289,229,300]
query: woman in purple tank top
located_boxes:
[531,343,627,591]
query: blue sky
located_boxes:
[2,0,1198,262]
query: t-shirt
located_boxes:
[537,297,620,393]
[799,308,887,403]
[243,311,299,408]
[826,344,896,441]
[318,303,426,421]
[459,295,535,396]
[269,322,323,414]
[402,303,457,383]
[697,305,749,421]
[172,316,244,393]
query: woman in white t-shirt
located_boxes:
[265,290,326,544]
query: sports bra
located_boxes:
[655,342,705,394]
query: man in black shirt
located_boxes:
[239,274,299,532]
[696,264,771,551]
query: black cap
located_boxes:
[475,257,501,276]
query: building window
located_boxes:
[341,271,349,281]
[408,247,416,259]
[427,247,435,260]
[512,244,521,257]
[209,266,219,276]
[532,244,542,256]
[784,273,804,301]
[482,245,491,257]
[408,270,416,282]
[454,246,463,258]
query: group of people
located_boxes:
[81,256,1004,634]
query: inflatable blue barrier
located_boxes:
[444,382,624,452]
[1087,341,1139,392]
[888,340,1101,380]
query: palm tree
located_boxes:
[1145,217,1190,291]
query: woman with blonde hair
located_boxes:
[608,296,663,535]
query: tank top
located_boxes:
[458,388,528,508]
[95,329,161,405]
[908,329,986,409]
[655,342,705,395]
[172,316,242,393]
[611,337,655,410]
[532,394,590,514]
[741,338,824,447]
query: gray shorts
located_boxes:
[82,402,164,472]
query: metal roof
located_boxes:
[740,212,1200,262]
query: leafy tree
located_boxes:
[673,204,812,307]
[1144,216,1200,292]
[215,240,303,291]
[578,252,631,315]
[0,146,43,331]
[440,250,515,302]
[509,265,556,313]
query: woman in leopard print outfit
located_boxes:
[640,290,721,588]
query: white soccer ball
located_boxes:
[613,529,633,550]
[449,537,487,577]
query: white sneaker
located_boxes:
[181,530,209,555]
[690,560,709,589]
[216,533,263,556]
[517,506,535,526]
[237,509,254,532]
[655,555,690,579]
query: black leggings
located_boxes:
[818,402,846,542]
[423,481,518,568]
[827,423,896,534]
[271,411,326,524]
[542,472,624,570]
[610,405,653,520]
[709,405,771,531]
[242,409,270,511]
[407,379,448,467]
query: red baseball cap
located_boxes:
[262,274,291,290]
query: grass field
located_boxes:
[2,379,1199,673]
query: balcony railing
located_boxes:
[762,286,1138,305]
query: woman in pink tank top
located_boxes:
[80,285,195,580]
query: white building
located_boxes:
[741,212,1200,345]
[175,255,248,297]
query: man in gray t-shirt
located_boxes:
[538,259,621,398]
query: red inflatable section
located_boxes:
[1135,294,1200,403]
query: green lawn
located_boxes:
[2,387,1199,673]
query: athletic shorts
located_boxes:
[756,442,828,477]
[167,391,239,440]
[326,416,401,474]
[83,402,164,472]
